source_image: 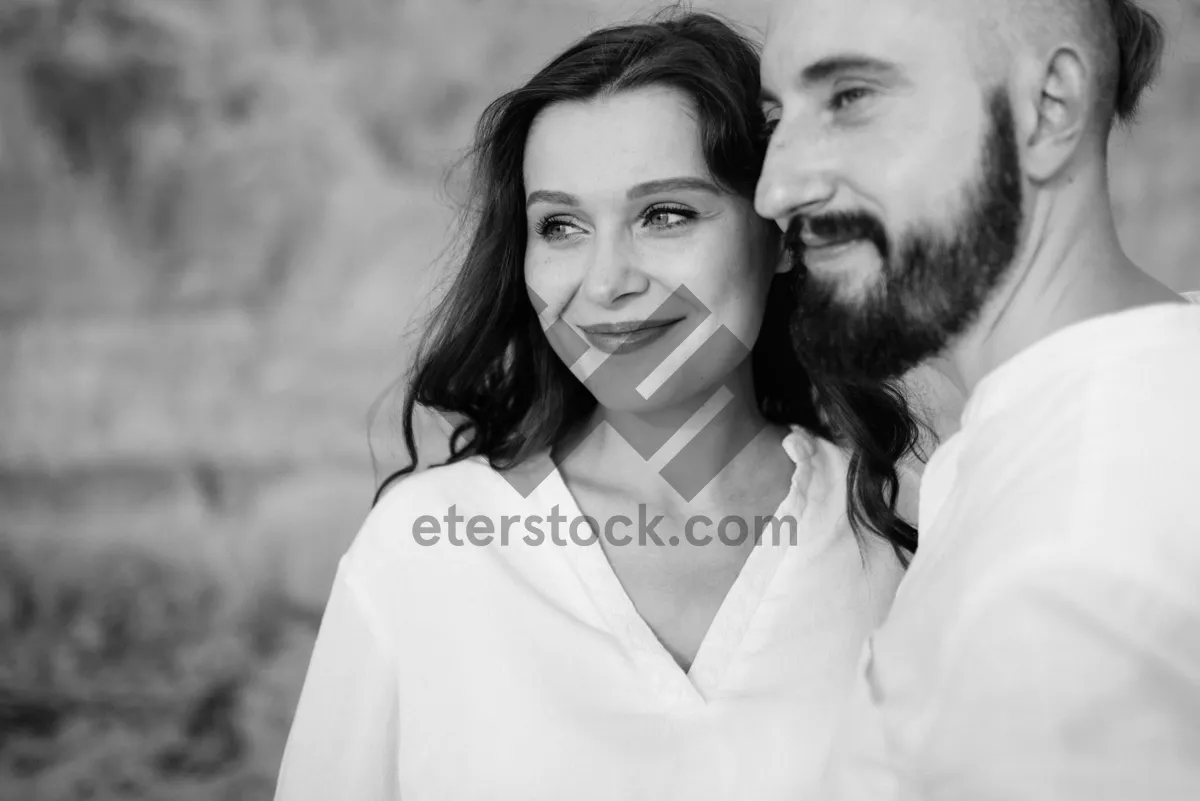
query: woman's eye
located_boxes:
[536,217,582,241]
[643,207,693,229]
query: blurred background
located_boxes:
[0,0,1196,798]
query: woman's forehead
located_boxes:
[523,87,708,195]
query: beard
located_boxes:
[784,88,1024,383]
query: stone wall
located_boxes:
[3,0,1199,606]
[1,1,1197,796]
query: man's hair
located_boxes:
[1083,0,1167,125]
[1104,0,1166,123]
[979,0,1165,128]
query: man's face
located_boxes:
[756,0,1025,381]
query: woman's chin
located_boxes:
[588,374,725,422]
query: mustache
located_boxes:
[783,211,891,264]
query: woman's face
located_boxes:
[523,85,783,413]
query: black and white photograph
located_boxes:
[2,1,1199,799]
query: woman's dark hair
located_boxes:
[373,8,921,562]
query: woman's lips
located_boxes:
[578,318,684,355]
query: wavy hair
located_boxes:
[374,9,921,561]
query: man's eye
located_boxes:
[831,87,871,111]
[762,105,782,137]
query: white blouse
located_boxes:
[274,427,905,801]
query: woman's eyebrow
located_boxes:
[526,189,579,209]
[526,178,720,209]
[627,177,721,199]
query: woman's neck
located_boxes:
[560,361,793,515]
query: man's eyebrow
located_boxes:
[800,54,901,85]
[526,189,578,208]
[627,177,721,199]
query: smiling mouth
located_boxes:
[578,317,685,355]
[803,239,869,258]
[800,230,866,250]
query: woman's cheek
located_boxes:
[695,242,769,347]
[524,256,575,325]
[720,294,768,350]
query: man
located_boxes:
[755,0,1200,798]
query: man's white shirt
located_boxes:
[821,293,1200,800]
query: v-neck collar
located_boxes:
[530,427,818,705]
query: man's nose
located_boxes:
[755,118,839,225]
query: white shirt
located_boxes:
[820,295,1200,800]
[275,427,905,801]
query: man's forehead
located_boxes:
[764,0,973,75]
[765,0,975,25]
[772,0,979,55]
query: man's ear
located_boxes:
[1015,44,1093,182]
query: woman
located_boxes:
[274,11,923,800]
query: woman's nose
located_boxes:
[581,232,649,307]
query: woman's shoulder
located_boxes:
[771,427,849,535]
[787,426,920,526]
[346,456,528,563]
[780,427,907,589]
[373,455,508,507]
[783,426,850,496]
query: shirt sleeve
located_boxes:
[274,557,400,801]
[909,559,1200,801]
